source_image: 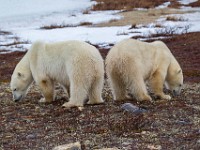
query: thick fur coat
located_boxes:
[10,40,104,108]
[105,39,183,101]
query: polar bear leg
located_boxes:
[149,70,171,100]
[129,76,152,102]
[87,76,104,105]
[108,71,128,101]
[62,80,87,108]
[38,78,55,103]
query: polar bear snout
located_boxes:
[172,88,181,96]
[13,95,21,102]
[12,91,25,102]
[13,95,22,102]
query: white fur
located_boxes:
[105,39,183,102]
[10,40,104,108]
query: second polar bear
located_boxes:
[10,40,104,108]
[105,39,183,102]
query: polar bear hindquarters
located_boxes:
[106,49,152,102]
[62,43,104,108]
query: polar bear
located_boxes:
[105,39,183,102]
[10,40,104,108]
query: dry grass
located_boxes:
[149,25,190,38]
[40,22,93,30]
[79,22,93,26]
[91,0,184,11]
[187,0,200,7]
[166,16,187,22]
[92,0,169,11]
[0,30,12,35]
[154,23,164,28]
[40,24,75,30]
[0,41,29,47]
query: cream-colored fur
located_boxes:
[105,39,183,102]
[10,40,104,108]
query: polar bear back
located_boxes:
[106,39,173,80]
[28,40,104,85]
[29,40,102,61]
[109,39,171,61]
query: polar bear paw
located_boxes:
[138,94,152,102]
[156,94,171,100]
[62,102,84,108]
[39,98,53,103]
[162,94,171,100]
[87,98,104,105]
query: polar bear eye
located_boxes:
[14,88,17,91]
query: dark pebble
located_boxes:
[121,103,147,114]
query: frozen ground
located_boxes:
[0,0,200,52]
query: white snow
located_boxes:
[178,0,198,5]
[0,0,122,52]
[15,26,133,45]
[0,0,93,22]
[0,0,200,53]
[156,2,171,9]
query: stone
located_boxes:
[53,142,81,150]
[121,103,147,114]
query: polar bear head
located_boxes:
[166,60,183,96]
[10,58,33,102]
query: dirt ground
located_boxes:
[1,0,200,150]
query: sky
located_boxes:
[0,0,200,53]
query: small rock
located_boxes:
[35,106,40,112]
[121,103,147,114]
[141,131,147,134]
[26,134,36,139]
[53,142,81,150]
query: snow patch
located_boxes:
[156,2,171,9]
[178,0,198,5]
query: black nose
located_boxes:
[13,96,22,102]
[13,95,22,102]
[173,90,177,96]
[14,99,20,102]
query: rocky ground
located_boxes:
[1,0,200,150]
